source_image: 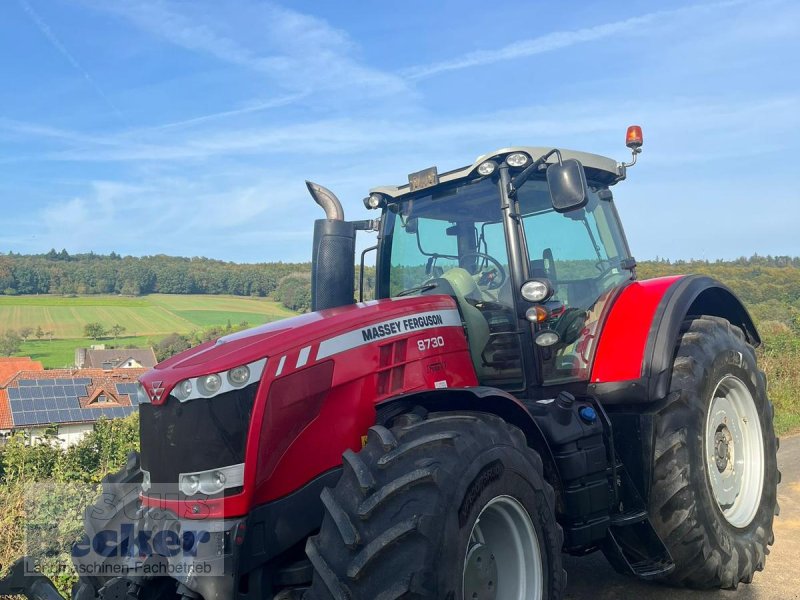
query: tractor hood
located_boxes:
[142,294,461,397]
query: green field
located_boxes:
[0,294,295,338]
[0,294,297,368]
[18,335,155,368]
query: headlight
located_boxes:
[170,358,266,403]
[179,463,245,496]
[181,474,201,496]
[477,160,497,176]
[174,379,192,402]
[227,365,250,387]
[535,330,560,347]
[364,194,384,210]
[507,152,529,167]
[136,382,151,404]
[141,469,151,492]
[198,374,222,396]
[521,278,554,303]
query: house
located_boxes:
[0,357,44,386]
[75,347,157,370]
[0,367,146,448]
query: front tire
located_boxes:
[305,411,565,599]
[649,316,779,589]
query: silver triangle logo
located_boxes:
[149,381,165,402]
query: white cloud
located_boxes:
[25,93,796,166]
[80,0,409,99]
[402,0,746,80]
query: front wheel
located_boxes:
[305,411,566,599]
[648,316,779,589]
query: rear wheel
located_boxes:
[304,411,565,599]
[648,316,779,589]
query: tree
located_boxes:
[35,325,44,340]
[273,273,312,312]
[153,333,192,361]
[110,324,126,339]
[84,322,107,340]
[0,330,22,356]
[19,326,33,341]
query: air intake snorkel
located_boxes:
[307,181,357,311]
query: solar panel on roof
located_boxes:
[7,388,20,400]
[114,383,138,397]
[18,380,37,387]
[73,378,91,385]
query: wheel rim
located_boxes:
[462,495,543,600]
[705,375,765,528]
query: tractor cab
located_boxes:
[368,146,635,392]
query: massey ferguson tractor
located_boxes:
[1,127,779,600]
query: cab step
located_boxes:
[603,516,675,579]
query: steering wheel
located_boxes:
[459,252,507,290]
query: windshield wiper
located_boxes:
[396,283,438,297]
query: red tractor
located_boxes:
[1,128,779,600]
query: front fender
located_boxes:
[376,386,557,483]
[589,275,759,403]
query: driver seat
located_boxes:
[440,269,490,378]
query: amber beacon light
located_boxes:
[626,125,643,149]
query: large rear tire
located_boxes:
[305,411,565,599]
[649,316,779,589]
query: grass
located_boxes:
[172,309,276,328]
[0,294,295,339]
[0,294,298,368]
[17,336,155,369]
[759,334,800,436]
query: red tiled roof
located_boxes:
[0,357,44,386]
[0,388,12,429]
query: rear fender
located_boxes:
[590,275,759,403]
[376,386,558,486]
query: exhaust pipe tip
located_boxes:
[306,180,345,221]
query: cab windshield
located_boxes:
[381,173,631,387]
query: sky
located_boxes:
[0,0,798,263]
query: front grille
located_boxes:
[139,382,258,497]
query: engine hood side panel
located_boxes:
[139,294,479,517]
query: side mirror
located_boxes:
[546,159,589,213]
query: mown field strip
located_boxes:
[0,294,295,337]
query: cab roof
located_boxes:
[370,146,622,199]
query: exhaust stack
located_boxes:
[307,181,356,311]
[306,181,345,221]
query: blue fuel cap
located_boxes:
[579,406,598,424]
